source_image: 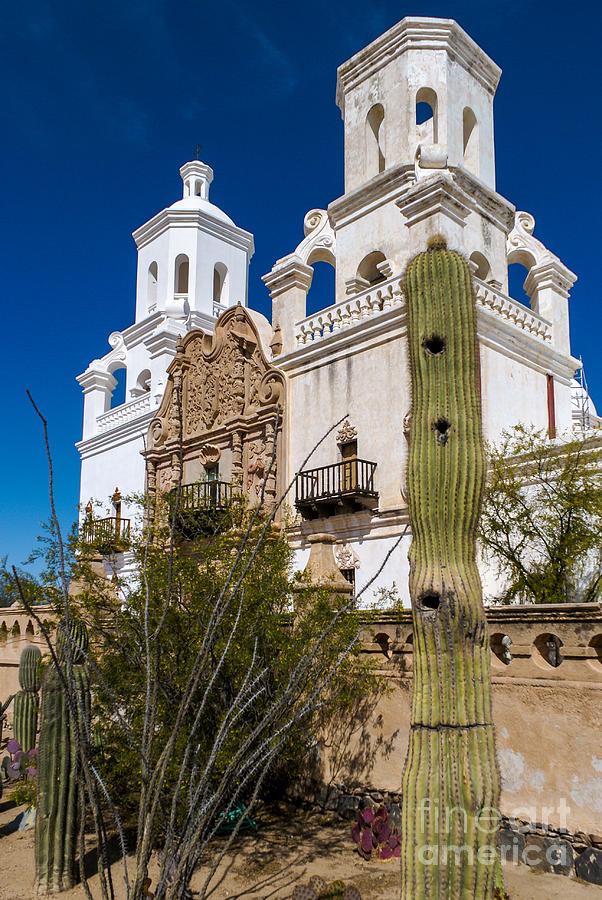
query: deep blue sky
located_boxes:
[1,0,600,569]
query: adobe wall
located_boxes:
[321,603,602,836]
[0,606,51,710]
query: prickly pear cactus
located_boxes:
[400,240,500,898]
[13,646,41,752]
[35,621,91,894]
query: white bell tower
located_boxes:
[133,159,254,324]
[330,17,514,298]
[76,158,254,533]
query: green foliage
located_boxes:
[70,494,380,834]
[11,777,37,809]
[0,557,48,609]
[480,424,602,604]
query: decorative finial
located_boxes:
[195,143,202,160]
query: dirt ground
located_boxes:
[0,798,600,899]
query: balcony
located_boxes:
[171,481,233,538]
[295,460,378,519]
[80,517,131,552]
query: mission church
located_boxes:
[76,16,600,606]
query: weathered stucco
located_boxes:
[321,603,602,835]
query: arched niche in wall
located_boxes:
[416,87,438,144]
[357,251,387,286]
[463,107,479,176]
[213,262,229,306]
[131,368,151,398]
[174,254,189,295]
[469,251,491,282]
[147,261,158,309]
[365,103,385,179]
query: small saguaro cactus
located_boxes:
[400,239,501,898]
[35,620,91,894]
[13,645,41,752]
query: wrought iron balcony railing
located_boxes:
[81,516,131,550]
[174,481,233,512]
[170,481,233,539]
[295,459,378,518]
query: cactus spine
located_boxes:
[13,645,41,752]
[401,242,500,898]
[35,621,90,894]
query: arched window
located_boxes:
[194,180,202,197]
[508,262,534,308]
[416,87,438,143]
[175,254,189,294]
[213,263,229,305]
[26,620,34,639]
[147,261,158,308]
[305,260,336,317]
[357,251,387,286]
[109,364,127,408]
[0,622,7,644]
[365,104,385,178]
[469,251,491,281]
[463,107,479,175]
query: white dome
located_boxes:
[169,195,235,226]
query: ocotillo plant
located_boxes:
[400,239,501,898]
[13,645,41,752]
[35,620,91,894]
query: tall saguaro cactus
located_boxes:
[14,645,41,752]
[401,240,500,898]
[35,621,90,894]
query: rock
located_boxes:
[388,803,402,830]
[497,828,525,865]
[522,835,574,876]
[590,834,602,848]
[575,847,602,885]
[337,794,359,819]
[575,831,591,845]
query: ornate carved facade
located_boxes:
[145,305,285,510]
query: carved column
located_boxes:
[264,419,277,506]
[232,431,243,485]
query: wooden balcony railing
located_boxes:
[81,517,131,551]
[295,459,378,518]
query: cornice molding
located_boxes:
[76,411,154,458]
[262,258,314,298]
[132,208,255,255]
[336,17,501,111]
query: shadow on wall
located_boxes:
[320,674,401,787]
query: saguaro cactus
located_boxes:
[13,645,41,752]
[35,620,90,894]
[400,240,500,898]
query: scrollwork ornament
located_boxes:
[334,543,360,570]
[336,419,357,445]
